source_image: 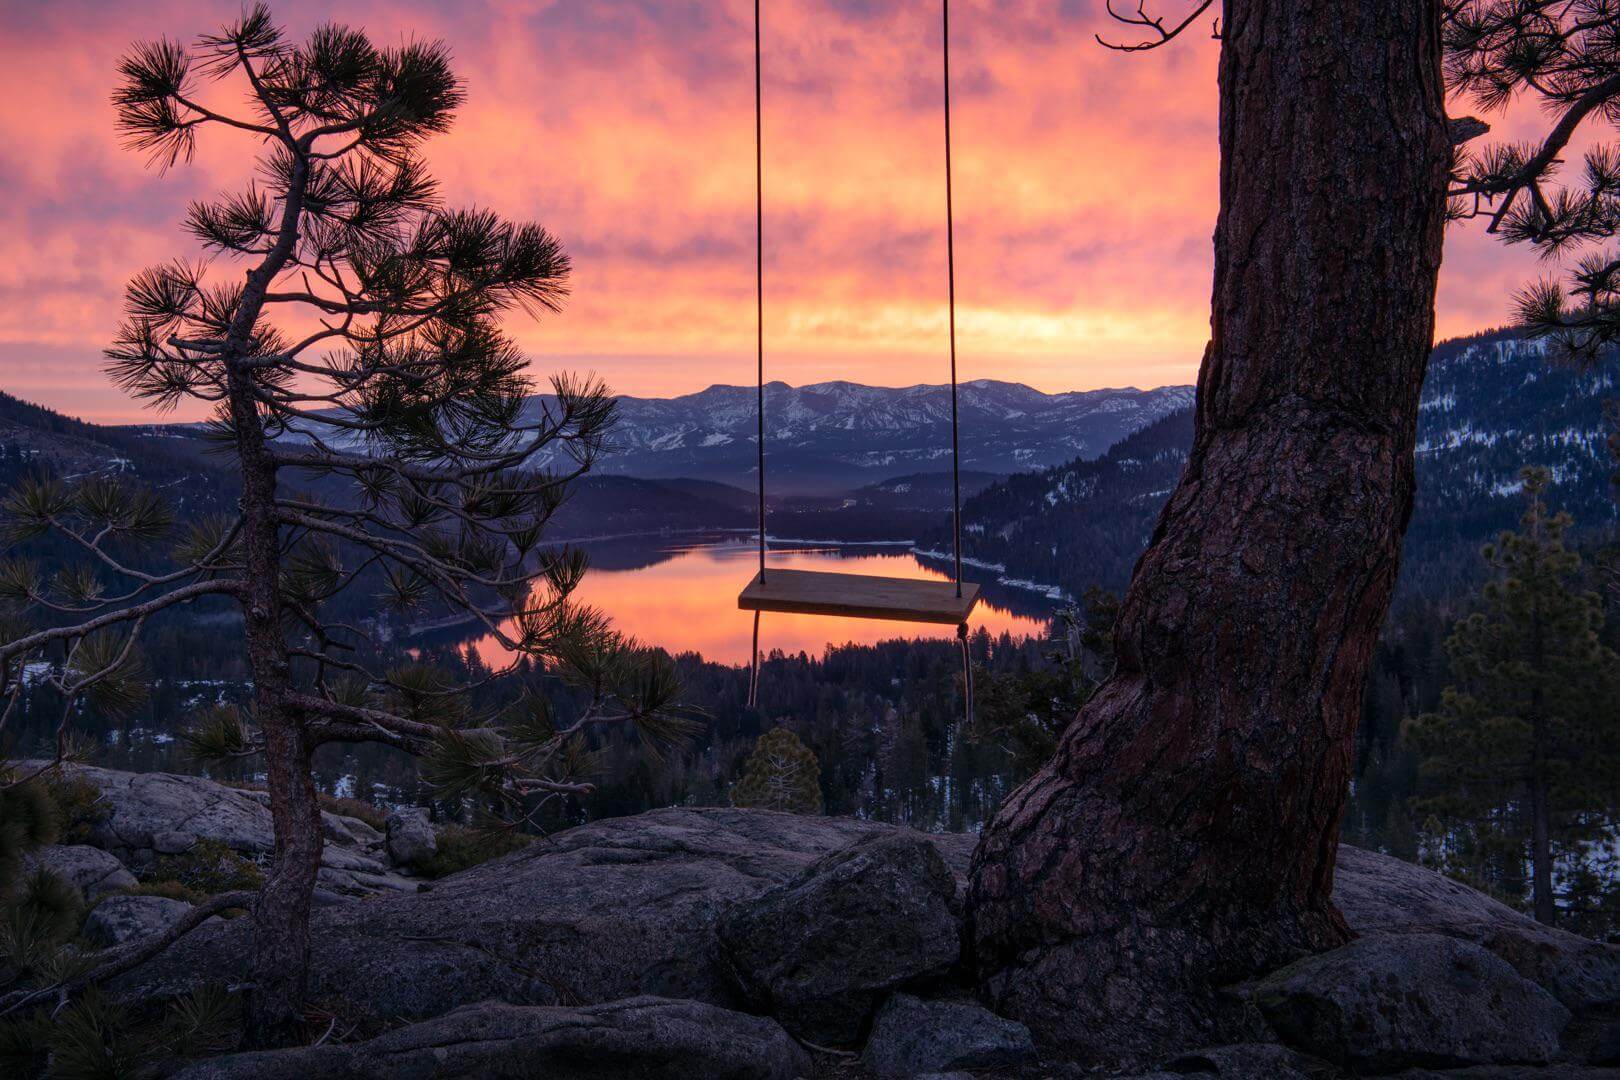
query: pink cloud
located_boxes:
[0,1,1584,423]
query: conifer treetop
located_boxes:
[731,727,823,815]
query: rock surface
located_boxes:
[24,844,135,899]
[84,894,196,947]
[860,993,1036,1076]
[169,996,811,1080]
[81,788,1617,1074]
[152,829,198,855]
[383,807,435,867]
[1254,931,1569,1071]
[718,832,962,1043]
[1157,1043,1328,1078]
[1337,844,1620,1014]
[105,801,1620,1065]
[41,763,415,897]
[112,807,974,1024]
[1392,1067,1620,1078]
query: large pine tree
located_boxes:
[0,5,692,1043]
[967,0,1452,1056]
[1405,467,1620,925]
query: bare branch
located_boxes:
[1097,0,1218,52]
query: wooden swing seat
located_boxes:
[739,7,980,638]
[738,568,980,625]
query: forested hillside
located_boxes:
[1400,330,1618,594]
[936,329,1620,603]
[0,391,236,513]
[930,409,1193,593]
[0,391,757,544]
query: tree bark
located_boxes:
[1531,752,1555,925]
[1530,682,1555,925]
[224,154,325,1048]
[966,0,1450,1059]
[235,430,323,1047]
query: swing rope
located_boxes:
[942,0,973,724]
[747,0,972,720]
[754,0,767,587]
[943,0,963,601]
[749,0,764,710]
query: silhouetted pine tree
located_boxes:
[1405,467,1620,925]
[0,4,694,1044]
[1447,1,1620,364]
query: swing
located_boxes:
[738,0,978,708]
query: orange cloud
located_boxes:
[0,1,1578,424]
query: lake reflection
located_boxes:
[466,539,1054,666]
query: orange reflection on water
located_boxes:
[473,540,1049,667]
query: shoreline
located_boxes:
[542,528,1076,603]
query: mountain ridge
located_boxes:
[12,327,1607,606]
[88,377,1194,499]
[930,328,1620,603]
[510,379,1196,494]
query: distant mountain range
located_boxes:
[518,379,1196,494]
[5,331,1615,608]
[0,382,1141,542]
[923,328,1620,602]
[0,378,1195,540]
[0,395,754,543]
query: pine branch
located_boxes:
[0,579,243,667]
[0,890,257,1019]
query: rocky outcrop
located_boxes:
[105,807,1620,1057]
[717,833,962,1043]
[83,894,197,948]
[77,791,1614,1076]
[1155,1043,1328,1078]
[1336,844,1620,1014]
[860,993,1036,1075]
[40,763,416,897]
[1112,1054,1616,1080]
[111,807,975,1023]
[169,997,811,1080]
[23,844,135,900]
[383,807,435,867]
[1254,932,1569,1071]
[1392,1068,1620,1079]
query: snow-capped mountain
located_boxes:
[932,329,1620,601]
[1413,331,1615,510]
[523,379,1195,494]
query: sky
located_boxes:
[0,0,1564,423]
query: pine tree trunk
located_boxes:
[966,0,1450,1059]
[1531,712,1556,925]
[1531,768,1555,925]
[227,156,325,1047]
[231,382,325,1048]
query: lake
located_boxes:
[455,536,1058,666]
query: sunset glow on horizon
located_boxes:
[0,0,1561,423]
